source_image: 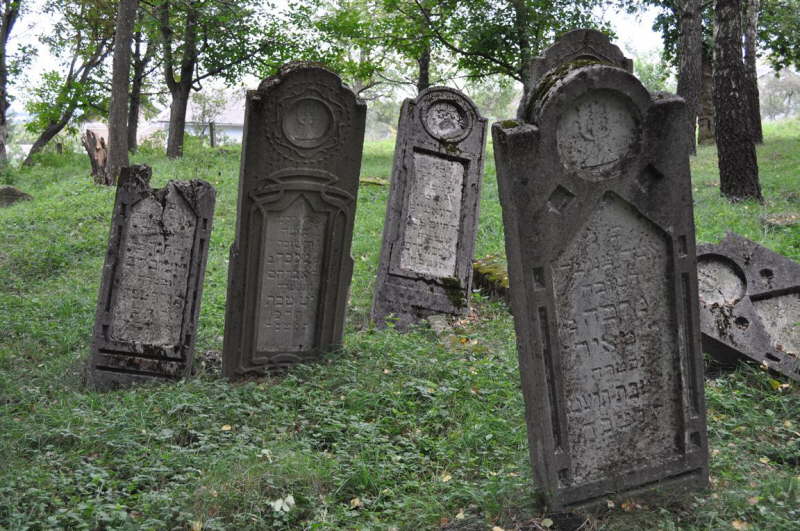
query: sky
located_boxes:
[8,4,665,117]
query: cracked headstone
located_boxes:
[88,165,216,389]
[222,63,366,377]
[493,30,708,510]
[371,87,487,329]
[0,185,32,207]
[697,232,800,381]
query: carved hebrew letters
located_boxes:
[555,195,680,484]
[399,152,464,278]
[89,165,216,389]
[223,64,366,376]
[257,198,326,352]
[492,29,707,510]
[371,87,487,329]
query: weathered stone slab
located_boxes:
[371,87,486,329]
[472,255,510,304]
[89,165,216,389]
[518,28,633,120]
[223,63,366,376]
[493,30,708,510]
[697,232,800,381]
[0,185,32,207]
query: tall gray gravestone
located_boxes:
[492,30,708,510]
[372,86,487,329]
[223,63,366,377]
[698,232,800,382]
[89,165,216,389]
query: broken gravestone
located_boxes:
[697,232,800,381]
[492,30,708,510]
[88,165,216,389]
[222,63,366,377]
[371,86,487,329]
[0,185,32,207]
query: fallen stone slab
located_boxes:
[471,255,509,303]
[0,185,32,207]
[697,232,800,382]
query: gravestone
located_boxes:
[371,87,487,329]
[517,28,633,119]
[89,165,216,389]
[0,185,32,207]
[493,30,708,510]
[222,63,366,376]
[697,232,800,382]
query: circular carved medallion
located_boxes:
[557,90,639,180]
[697,256,747,306]
[282,98,333,148]
[423,101,468,141]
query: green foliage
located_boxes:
[0,120,798,529]
[633,49,676,93]
[759,0,800,71]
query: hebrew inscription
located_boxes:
[399,152,464,278]
[557,90,638,178]
[257,197,326,352]
[554,195,680,485]
[110,191,196,346]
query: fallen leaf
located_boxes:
[769,379,782,390]
[606,499,615,509]
[190,521,203,531]
[221,425,232,431]
[350,497,363,509]
[759,456,770,464]
[731,520,749,530]
[441,472,452,482]
[492,527,505,531]
[383,369,391,374]
[747,496,760,505]
[541,517,554,528]
[455,509,465,520]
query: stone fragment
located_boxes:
[493,30,708,510]
[88,165,216,389]
[697,232,800,381]
[222,63,366,376]
[0,185,32,207]
[371,87,486,329]
[471,255,510,304]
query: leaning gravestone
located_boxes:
[697,232,800,382]
[89,165,216,389]
[371,87,487,329]
[222,63,366,377]
[493,30,708,510]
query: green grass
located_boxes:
[1,123,799,530]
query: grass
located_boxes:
[0,122,798,530]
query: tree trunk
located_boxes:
[698,46,715,145]
[127,29,154,153]
[23,118,71,166]
[106,0,139,184]
[0,3,21,166]
[743,0,763,143]
[166,82,191,158]
[714,0,762,202]
[82,130,110,184]
[676,0,703,154]
[416,43,430,93]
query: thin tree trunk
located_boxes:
[23,118,71,166]
[127,29,154,153]
[416,43,430,92]
[698,45,715,145]
[714,0,762,202]
[676,0,703,154]
[166,82,191,158]
[0,1,21,166]
[743,0,763,143]
[106,0,139,183]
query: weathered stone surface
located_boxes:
[0,185,32,207]
[371,87,486,329]
[697,232,800,381]
[518,29,633,120]
[472,255,510,303]
[89,165,216,389]
[223,63,366,376]
[493,30,708,510]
